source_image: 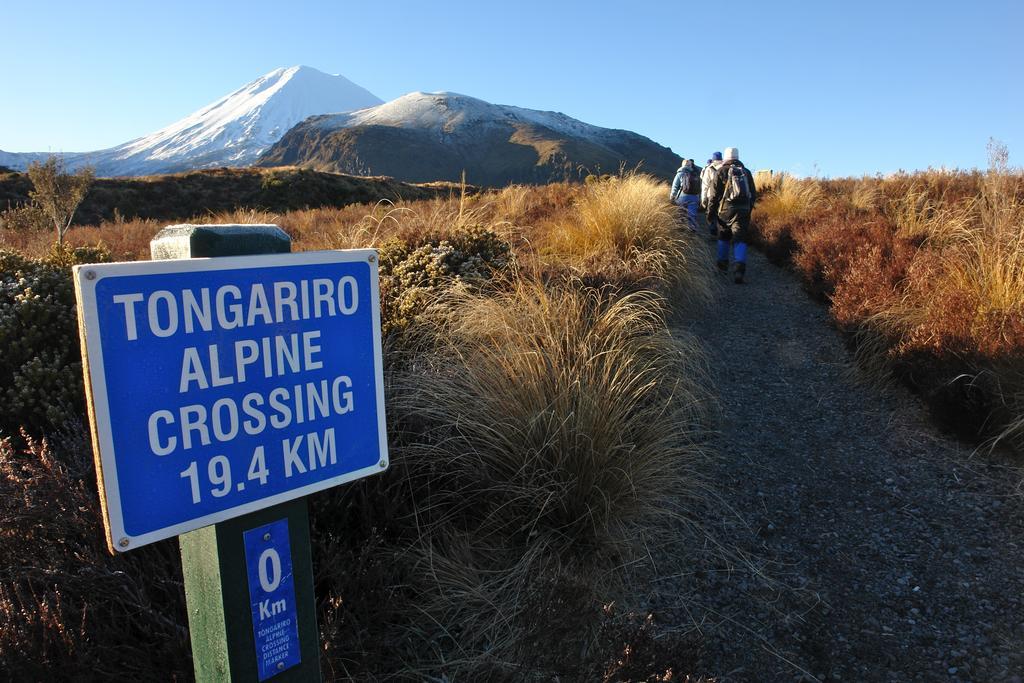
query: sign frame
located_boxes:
[74,248,388,553]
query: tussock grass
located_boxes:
[384,281,709,675]
[874,160,1024,451]
[398,282,707,551]
[888,185,974,243]
[546,172,712,305]
[941,206,1024,320]
[494,184,535,224]
[964,150,1024,317]
[753,174,824,226]
[551,173,674,264]
[753,170,779,194]
[850,177,883,213]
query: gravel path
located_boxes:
[664,241,1024,681]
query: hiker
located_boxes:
[705,147,757,284]
[700,151,724,237]
[669,158,702,233]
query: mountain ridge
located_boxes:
[258,91,681,186]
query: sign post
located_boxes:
[153,225,320,682]
[74,224,388,681]
[179,498,318,681]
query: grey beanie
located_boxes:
[724,147,739,161]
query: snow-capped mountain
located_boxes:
[0,150,49,170]
[0,66,382,176]
[309,91,626,142]
[258,92,680,186]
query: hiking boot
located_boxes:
[716,259,729,274]
[734,262,746,284]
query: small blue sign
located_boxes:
[74,250,388,551]
[244,518,301,680]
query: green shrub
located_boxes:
[378,225,513,335]
[0,246,110,435]
[0,202,49,233]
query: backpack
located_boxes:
[723,164,752,203]
[681,168,700,195]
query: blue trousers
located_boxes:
[678,194,699,232]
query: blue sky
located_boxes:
[3,0,1021,177]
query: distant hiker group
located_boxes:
[669,147,756,284]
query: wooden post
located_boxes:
[151,224,321,682]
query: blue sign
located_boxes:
[75,250,388,551]
[244,518,301,680]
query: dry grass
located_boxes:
[4,173,703,298]
[940,208,1024,323]
[887,185,974,243]
[849,177,883,213]
[1,174,713,678]
[751,143,1024,454]
[753,174,825,226]
[753,170,779,194]
[874,160,1024,354]
[961,150,1024,317]
[382,281,709,676]
[545,172,712,306]
[398,282,708,552]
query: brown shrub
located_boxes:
[0,429,190,679]
[751,155,1024,453]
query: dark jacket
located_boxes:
[705,159,757,219]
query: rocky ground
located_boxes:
[658,240,1024,682]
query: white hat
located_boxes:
[724,147,740,161]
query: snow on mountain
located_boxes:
[1,66,382,176]
[260,91,680,186]
[109,66,382,172]
[0,150,51,170]
[314,91,622,143]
